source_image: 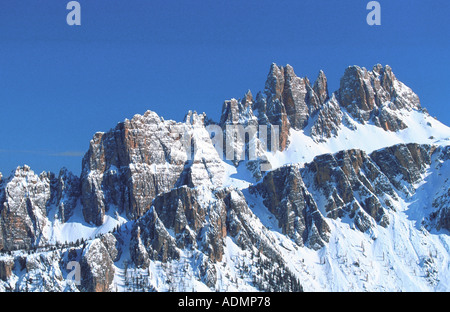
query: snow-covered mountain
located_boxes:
[0,63,449,292]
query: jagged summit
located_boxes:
[0,63,449,292]
[219,63,431,146]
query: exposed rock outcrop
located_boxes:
[0,166,51,251]
[427,145,450,231]
[0,257,14,281]
[0,166,81,251]
[0,62,449,293]
[130,186,227,264]
[337,64,421,130]
[251,165,330,249]
[80,238,115,292]
[81,110,225,226]
[370,143,434,196]
[55,168,81,222]
[302,149,396,232]
[128,185,303,291]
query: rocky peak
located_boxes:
[55,168,81,222]
[338,65,376,114]
[184,110,206,126]
[372,64,396,93]
[81,109,225,226]
[264,63,285,97]
[313,70,329,106]
[253,64,342,149]
[0,166,51,251]
[219,97,256,127]
[0,165,81,251]
[243,89,253,106]
[265,63,310,130]
[337,64,421,131]
[216,62,431,155]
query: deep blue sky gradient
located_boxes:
[0,0,449,175]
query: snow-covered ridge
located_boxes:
[0,63,449,292]
[1,143,449,292]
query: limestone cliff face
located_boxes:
[302,149,394,232]
[429,145,450,231]
[250,165,330,249]
[55,168,81,223]
[0,62,449,292]
[81,110,225,226]
[258,64,330,149]
[370,143,434,196]
[0,166,80,251]
[0,166,49,251]
[309,95,343,142]
[130,186,227,264]
[128,185,303,291]
[80,238,115,292]
[219,63,426,147]
[217,64,334,173]
[129,186,273,266]
[431,190,450,231]
[0,258,14,282]
[337,64,421,132]
[250,144,438,236]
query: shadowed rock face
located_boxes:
[0,63,448,292]
[130,186,230,264]
[422,145,450,232]
[431,190,450,231]
[248,143,443,238]
[303,149,394,232]
[128,185,303,291]
[55,168,81,223]
[309,95,343,142]
[250,165,330,249]
[0,258,14,281]
[370,143,434,196]
[313,70,330,108]
[80,238,115,292]
[298,143,445,233]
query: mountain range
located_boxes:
[0,63,449,292]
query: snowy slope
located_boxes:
[1,63,449,292]
[245,146,450,291]
[265,109,450,173]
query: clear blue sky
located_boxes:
[0,0,449,176]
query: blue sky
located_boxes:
[0,0,449,176]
